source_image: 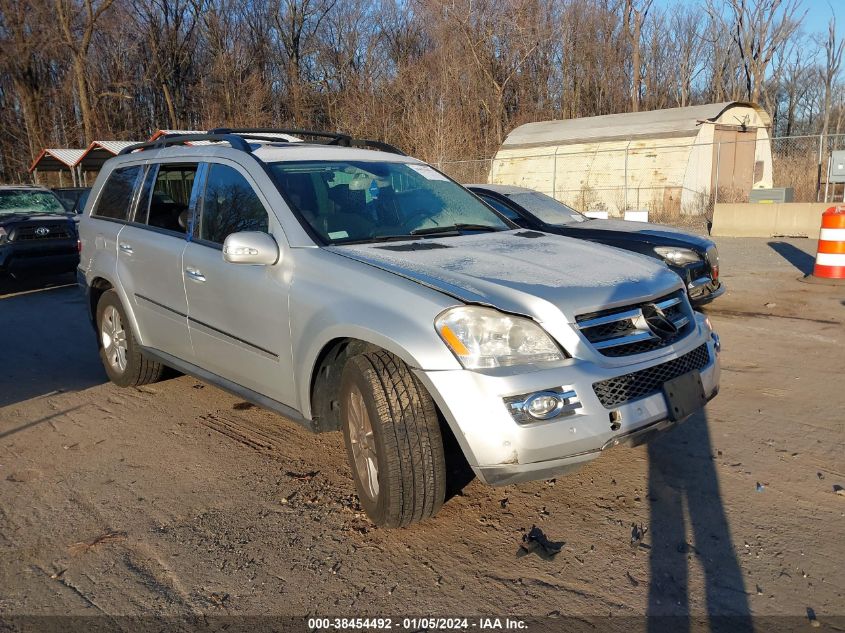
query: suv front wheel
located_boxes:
[96,290,164,387]
[340,350,446,527]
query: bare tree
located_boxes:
[3,0,842,186]
[0,0,54,158]
[54,0,115,142]
[820,11,844,146]
[624,0,652,112]
[667,7,706,107]
[709,0,804,103]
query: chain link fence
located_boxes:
[436,134,845,224]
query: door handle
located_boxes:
[184,267,207,283]
[118,242,133,254]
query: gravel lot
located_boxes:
[0,237,843,629]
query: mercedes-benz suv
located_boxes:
[77,129,721,527]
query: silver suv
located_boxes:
[78,129,721,527]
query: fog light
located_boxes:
[504,389,581,424]
[526,393,563,419]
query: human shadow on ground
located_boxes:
[647,411,753,633]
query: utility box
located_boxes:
[749,188,794,203]
[830,151,845,184]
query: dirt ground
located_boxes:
[0,237,843,630]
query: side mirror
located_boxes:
[222,231,280,265]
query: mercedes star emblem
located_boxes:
[642,303,678,339]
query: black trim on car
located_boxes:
[187,316,279,360]
[135,293,187,318]
[140,346,315,430]
[134,292,279,359]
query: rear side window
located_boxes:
[199,164,268,245]
[92,166,141,220]
[135,163,198,234]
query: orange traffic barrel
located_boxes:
[813,206,845,279]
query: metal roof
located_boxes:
[28,148,86,172]
[77,140,142,170]
[90,140,137,154]
[148,129,204,140]
[501,101,772,149]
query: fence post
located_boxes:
[714,141,720,205]
[817,134,825,202]
[824,154,832,203]
[623,142,630,212]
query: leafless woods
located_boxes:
[0,0,842,181]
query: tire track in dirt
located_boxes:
[196,411,285,456]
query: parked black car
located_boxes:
[52,186,91,214]
[468,184,723,306]
[0,186,79,278]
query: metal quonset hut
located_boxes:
[490,101,773,216]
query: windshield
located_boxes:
[507,191,588,225]
[269,160,510,244]
[0,190,66,216]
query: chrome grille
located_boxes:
[14,224,72,241]
[593,344,710,408]
[576,291,692,357]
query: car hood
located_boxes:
[0,212,75,225]
[329,231,683,323]
[565,219,713,250]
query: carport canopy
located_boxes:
[77,140,140,172]
[28,148,86,186]
[28,148,86,174]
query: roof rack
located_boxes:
[118,133,253,155]
[118,129,406,157]
[209,128,406,155]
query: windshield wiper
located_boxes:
[336,234,422,245]
[410,224,502,236]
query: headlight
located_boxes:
[654,246,702,266]
[435,306,566,369]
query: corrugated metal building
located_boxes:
[490,102,772,216]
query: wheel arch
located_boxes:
[88,276,114,331]
[88,276,145,348]
[304,329,437,431]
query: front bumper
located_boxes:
[669,261,723,306]
[415,318,720,486]
[0,240,79,276]
[687,276,725,305]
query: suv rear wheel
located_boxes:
[96,290,164,387]
[340,350,446,527]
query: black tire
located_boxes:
[340,350,446,528]
[96,290,164,387]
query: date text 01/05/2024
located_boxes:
[307,617,529,630]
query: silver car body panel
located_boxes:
[79,142,720,486]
